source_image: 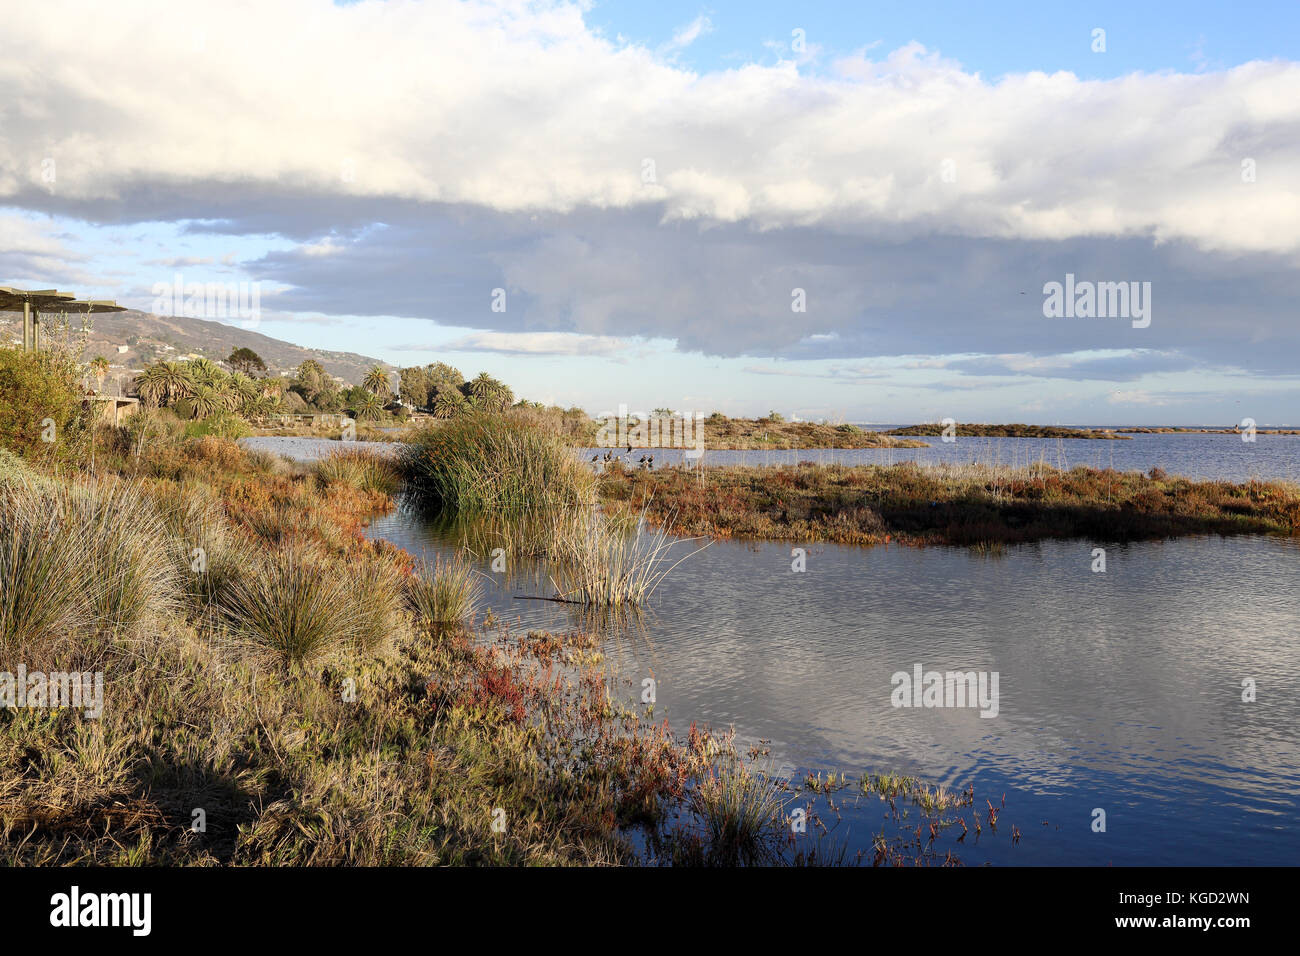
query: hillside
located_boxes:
[0,309,391,391]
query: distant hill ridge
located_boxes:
[0,309,391,388]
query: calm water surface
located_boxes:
[250,433,1299,864]
[580,432,1300,483]
[243,432,1299,482]
[368,507,1300,866]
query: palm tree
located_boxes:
[467,372,496,404]
[135,367,165,407]
[227,372,260,414]
[185,383,224,419]
[89,356,110,393]
[135,360,195,407]
[363,365,392,399]
[354,392,385,420]
[467,372,511,411]
[433,389,468,419]
[186,357,224,388]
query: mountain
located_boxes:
[0,309,392,390]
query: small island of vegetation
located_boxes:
[886,423,1130,439]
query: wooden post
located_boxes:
[32,307,40,351]
[22,302,30,352]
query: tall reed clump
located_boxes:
[151,481,253,617]
[0,482,97,656]
[406,556,480,631]
[353,551,406,651]
[691,756,786,866]
[402,414,594,514]
[314,447,402,495]
[550,508,709,607]
[221,544,359,666]
[0,478,180,655]
[56,482,180,632]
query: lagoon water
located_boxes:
[579,431,1300,483]
[248,433,1300,864]
[242,431,1300,482]
[368,512,1300,866]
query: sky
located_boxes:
[1,0,1298,424]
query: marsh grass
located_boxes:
[60,482,180,633]
[407,556,481,630]
[403,414,594,514]
[548,507,710,607]
[152,481,253,617]
[222,544,359,665]
[602,460,1300,548]
[353,552,406,651]
[689,757,787,866]
[0,482,97,656]
[314,447,402,495]
[0,478,179,657]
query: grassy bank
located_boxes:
[598,460,1300,547]
[886,423,1129,439]
[0,412,793,865]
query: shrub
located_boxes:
[184,411,252,440]
[0,347,84,460]
[403,414,594,514]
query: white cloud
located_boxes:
[444,330,634,356]
[664,15,713,53]
[1107,389,1173,406]
[1,2,1297,254]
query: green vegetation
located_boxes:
[183,410,252,440]
[0,347,85,462]
[402,414,595,514]
[222,543,366,665]
[406,556,480,628]
[548,509,710,607]
[2,394,792,865]
[226,347,267,376]
[137,357,278,420]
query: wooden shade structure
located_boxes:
[0,286,127,352]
